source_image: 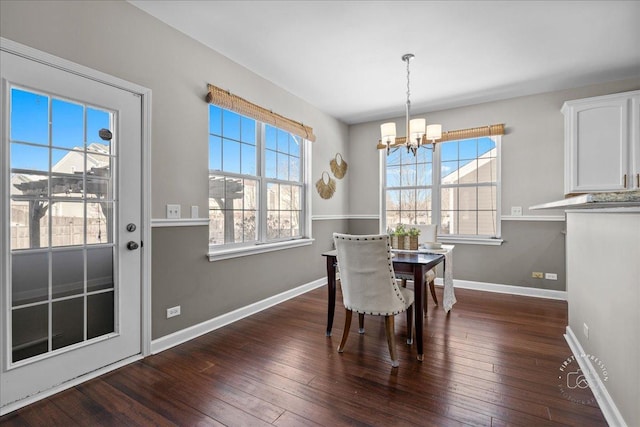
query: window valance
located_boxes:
[376,123,505,149]
[437,123,505,142]
[206,83,316,142]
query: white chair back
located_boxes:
[415,224,438,244]
[333,233,409,315]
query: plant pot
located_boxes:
[407,236,419,250]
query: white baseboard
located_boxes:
[564,326,628,427]
[434,278,567,300]
[151,278,326,354]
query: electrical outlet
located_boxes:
[583,323,589,339]
[166,306,181,318]
[511,206,523,216]
[166,204,180,219]
[545,273,558,280]
[532,272,544,279]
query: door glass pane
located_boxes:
[88,292,114,339]
[52,99,84,150]
[52,297,84,350]
[87,202,112,244]
[50,201,84,247]
[13,304,49,362]
[87,108,112,153]
[10,88,49,145]
[11,143,49,173]
[52,249,84,299]
[12,252,49,305]
[87,247,113,292]
[10,199,50,249]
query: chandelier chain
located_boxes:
[406,56,411,109]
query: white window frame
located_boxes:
[380,135,503,245]
[208,108,313,262]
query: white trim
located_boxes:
[564,326,628,427]
[151,218,209,227]
[501,215,565,221]
[208,238,314,261]
[151,278,326,354]
[437,237,504,246]
[0,354,143,416]
[312,214,379,221]
[434,278,567,300]
[140,83,152,359]
[0,38,150,96]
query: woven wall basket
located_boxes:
[330,153,348,179]
[316,171,336,199]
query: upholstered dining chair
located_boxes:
[333,233,415,367]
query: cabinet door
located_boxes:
[566,97,629,193]
[632,95,640,189]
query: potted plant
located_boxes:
[407,227,421,250]
[390,224,408,249]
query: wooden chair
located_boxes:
[333,233,414,367]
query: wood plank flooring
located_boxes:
[0,286,607,426]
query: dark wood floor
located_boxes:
[1,285,607,426]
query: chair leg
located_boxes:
[429,280,438,306]
[384,315,399,367]
[358,313,365,334]
[337,309,352,353]
[405,306,413,345]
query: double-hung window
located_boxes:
[208,105,309,257]
[383,135,501,242]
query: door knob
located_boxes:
[127,241,139,251]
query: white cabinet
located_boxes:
[562,90,640,195]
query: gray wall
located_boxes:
[566,211,640,426]
[348,78,640,290]
[0,0,349,339]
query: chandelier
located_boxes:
[379,53,442,156]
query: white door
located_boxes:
[1,50,142,408]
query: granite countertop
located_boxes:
[530,190,640,210]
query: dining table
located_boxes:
[322,249,445,361]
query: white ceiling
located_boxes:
[129,0,640,124]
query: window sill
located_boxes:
[207,238,315,261]
[437,237,504,246]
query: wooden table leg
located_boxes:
[326,256,336,337]
[414,265,425,361]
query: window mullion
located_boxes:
[257,123,267,243]
[432,144,442,228]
